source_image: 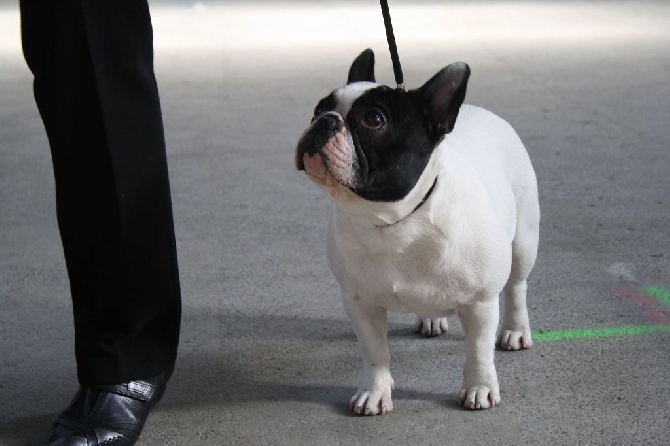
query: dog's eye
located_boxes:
[360,110,385,130]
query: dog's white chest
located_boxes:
[350,236,449,313]
[329,215,500,316]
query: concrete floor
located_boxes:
[1,1,669,444]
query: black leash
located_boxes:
[378,0,436,228]
[380,0,405,91]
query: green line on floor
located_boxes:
[642,286,670,308]
[533,324,670,342]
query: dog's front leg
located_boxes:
[343,293,394,415]
[457,298,501,409]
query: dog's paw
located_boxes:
[458,385,500,410]
[415,316,448,337]
[349,378,395,416]
[497,329,532,351]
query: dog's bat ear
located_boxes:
[417,62,471,142]
[347,48,376,84]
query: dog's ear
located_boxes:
[418,62,470,142]
[347,48,376,84]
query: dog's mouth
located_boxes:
[294,144,312,171]
[302,151,328,177]
[298,147,339,189]
[295,125,324,172]
[295,152,305,171]
[296,122,360,190]
[295,125,331,180]
[296,112,348,171]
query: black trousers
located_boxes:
[20,0,181,385]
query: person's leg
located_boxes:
[20,0,180,386]
[20,0,181,443]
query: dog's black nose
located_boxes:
[317,114,343,132]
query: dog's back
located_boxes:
[443,104,539,245]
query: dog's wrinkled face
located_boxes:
[296,48,470,205]
[296,82,374,197]
[296,83,434,202]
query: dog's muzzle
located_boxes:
[295,113,345,171]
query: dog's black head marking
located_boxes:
[340,50,471,202]
[298,49,471,204]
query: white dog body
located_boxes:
[327,105,538,414]
[329,105,525,314]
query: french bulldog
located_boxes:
[295,49,540,415]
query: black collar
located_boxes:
[375,176,438,228]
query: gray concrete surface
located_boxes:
[1,1,669,444]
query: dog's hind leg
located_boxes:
[415,315,448,337]
[498,276,533,350]
[497,186,539,351]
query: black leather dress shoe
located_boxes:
[47,372,168,445]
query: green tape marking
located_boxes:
[642,286,670,308]
[531,285,670,342]
[533,324,670,342]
